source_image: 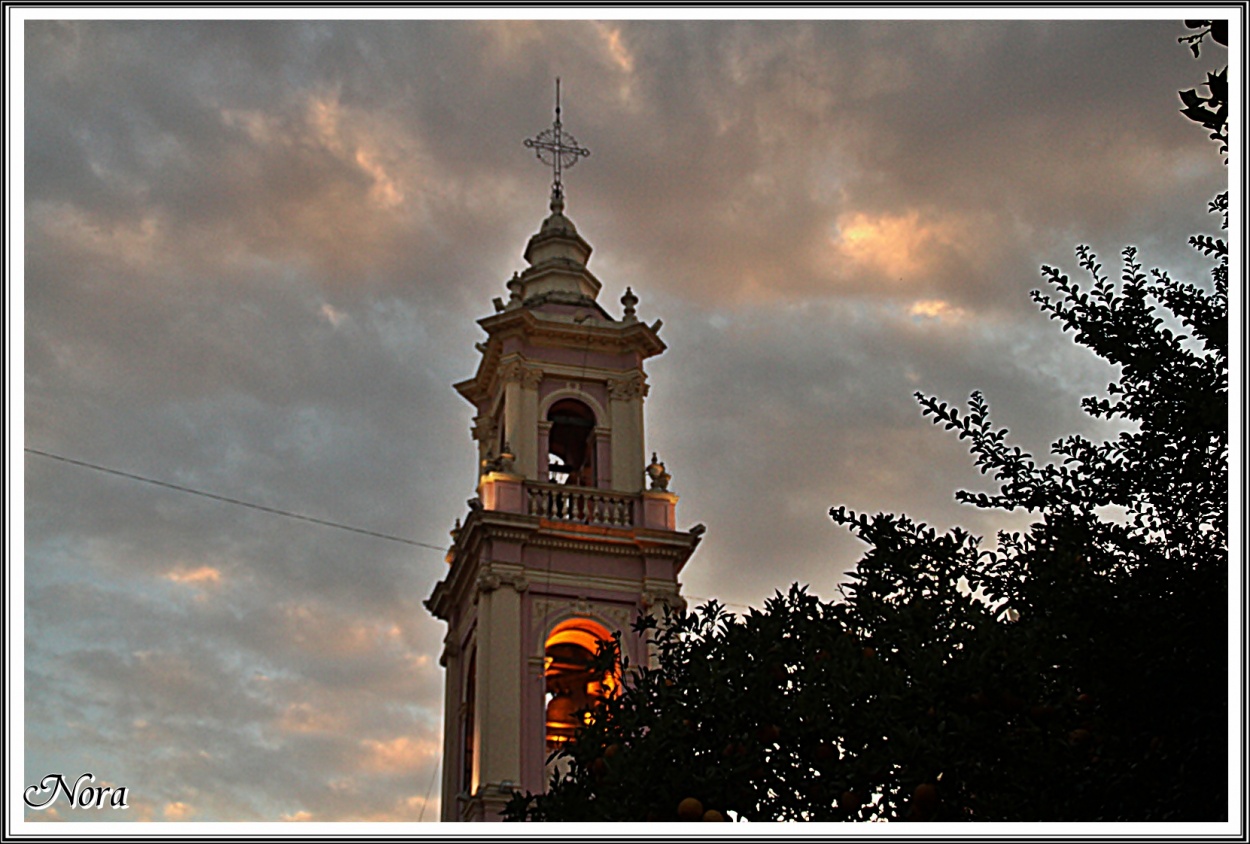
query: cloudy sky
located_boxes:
[16,11,1230,826]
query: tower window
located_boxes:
[546,399,596,486]
[543,620,618,753]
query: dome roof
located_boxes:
[540,210,579,236]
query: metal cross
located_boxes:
[524,78,590,213]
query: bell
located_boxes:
[546,695,579,728]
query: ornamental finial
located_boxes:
[523,78,590,213]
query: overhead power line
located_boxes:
[25,447,448,553]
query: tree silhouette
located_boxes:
[505,25,1229,823]
[1178,20,1228,158]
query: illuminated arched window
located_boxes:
[547,399,596,486]
[544,619,618,752]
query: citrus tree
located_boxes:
[504,24,1229,823]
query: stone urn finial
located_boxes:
[646,452,671,491]
[621,287,639,322]
[497,441,516,474]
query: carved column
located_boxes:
[470,564,528,817]
[593,425,612,490]
[499,361,544,480]
[608,373,648,493]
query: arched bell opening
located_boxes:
[547,399,596,486]
[543,619,618,753]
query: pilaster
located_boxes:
[608,373,647,493]
[473,563,527,803]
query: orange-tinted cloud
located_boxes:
[908,298,968,322]
[165,566,223,586]
[832,209,963,280]
[594,22,636,74]
[359,735,438,773]
[163,801,194,820]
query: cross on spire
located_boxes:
[524,78,590,214]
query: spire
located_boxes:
[513,80,598,306]
[524,78,590,214]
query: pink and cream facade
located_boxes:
[425,195,702,821]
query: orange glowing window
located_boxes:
[544,619,618,752]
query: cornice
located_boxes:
[480,307,665,356]
[426,504,702,620]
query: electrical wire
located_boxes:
[24,447,448,553]
[417,757,441,822]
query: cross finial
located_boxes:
[524,78,590,214]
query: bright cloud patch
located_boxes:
[163,801,194,820]
[594,22,636,73]
[165,566,223,586]
[908,299,967,321]
[833,210,960,279]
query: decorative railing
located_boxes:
[526,482,637,527]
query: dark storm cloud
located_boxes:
[20,14,1227,823]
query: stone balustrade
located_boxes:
[526,482,637,527]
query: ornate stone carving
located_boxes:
[500,571,529,593]
[477,571,502,594]
[498,360,526,385]
[531,598,635,647]
[499,360,545,390]
[640,588,686,614]
[520,367,544,390]
[471,415,497,444]
[475,564,529,599]
[608,373,648,401]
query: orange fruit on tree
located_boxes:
[677,797,704,821]
[702,809,725,822]
[913,782,938,809]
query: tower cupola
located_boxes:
[513,203,600,305]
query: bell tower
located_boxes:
[425,83,703,822]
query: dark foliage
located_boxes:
[1178,19,1228,158]
[505,25,1229,823]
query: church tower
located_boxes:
[425,84,703,822]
